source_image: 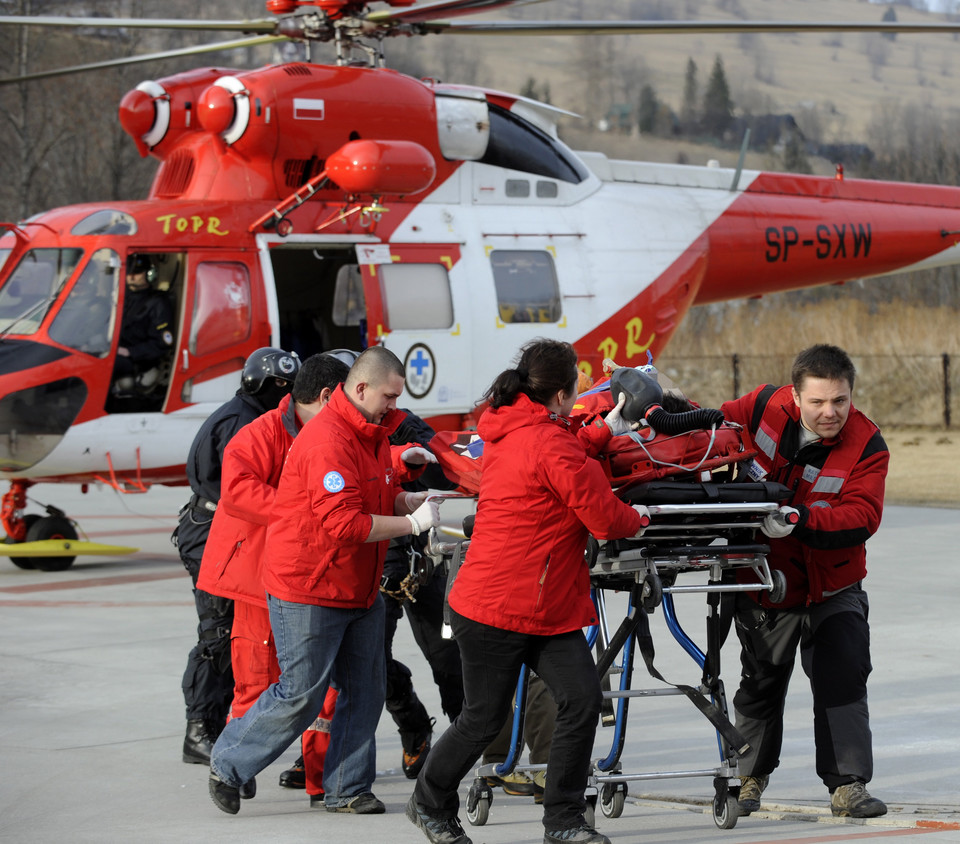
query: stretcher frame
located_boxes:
[427,493,791,832]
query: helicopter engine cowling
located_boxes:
[326,140,436,196]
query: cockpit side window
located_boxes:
[0,248,83,336]
[481,105,588,184]
[49,248,120,357]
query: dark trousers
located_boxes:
[733,584,874,789]
[414,609,601,832]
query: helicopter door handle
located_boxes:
[182,350,189,370]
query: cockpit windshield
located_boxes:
[49,248,120,357]
[0,248,83,336]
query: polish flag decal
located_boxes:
[293,98,325,120]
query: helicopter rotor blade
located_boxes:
[365,0,549,25]
[0,15,278,34]
[415,18,960,37]
[0,35,289,86]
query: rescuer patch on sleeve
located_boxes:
[323,471,345,493]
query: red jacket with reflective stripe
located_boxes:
[449,393,644,635]
[721,384,888,607]
[261,385,403,609]
[196,394,299,607]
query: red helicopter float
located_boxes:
[2,0,960,569]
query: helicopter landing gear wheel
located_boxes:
[600,782,627,819]
[713,778,739,830]
[465,778,493,826]
[26,515,78,572]
[641,573,662,612]
[5,513,42,569]
[768,569,787,605]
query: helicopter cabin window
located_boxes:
[490,250,562,324]
[190,262,252,357]
[71,209,138,236]
[0,245,11,275]
[49,248,120,357]
[481,105,589,184]
[0,248,83,336]
[379,263,453,330]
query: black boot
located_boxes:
[183,718,215,764]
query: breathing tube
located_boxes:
[610,367,724,435]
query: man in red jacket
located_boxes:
[207,346,442,816]
[197,352,350,805]
[721,344,889,820]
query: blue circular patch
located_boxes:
[323,471,345,493]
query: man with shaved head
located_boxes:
[208,345,442,817]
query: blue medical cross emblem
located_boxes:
[410,349,430,376]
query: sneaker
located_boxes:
[737,775,768,815]
[278,755,306,789]
[830,781,887,818]
[532,769,546,805]
[486,771,536,796]
[544,825,611,844]
[403,721,435,780]
[208,772,240,815]
[325,792,386,814]
[405,794,473,844]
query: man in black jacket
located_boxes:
[176,347,300,766]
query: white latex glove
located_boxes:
[604,394,636,437]
[632,504,651,538]
[761,507,800,539]
[401,446,438,465]
[407,498,441,536]
[402,491,428,514]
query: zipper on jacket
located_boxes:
[535,558,550,612]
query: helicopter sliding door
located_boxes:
[356,243,471,426]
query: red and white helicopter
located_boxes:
[2,0,960,569]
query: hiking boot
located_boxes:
[403,719,435,780]
[405,794,473,844]
[183,719,215,764]
[737,775,768,815]
[486,771,536,796]
[239,777,256,800]
[544,825,611,844]
[830,781,887,818]
[278,755,306,789]
[208,772,240,815]
[325,792,386,814]
[532,769,546,805]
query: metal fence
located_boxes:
[654,353,955,429]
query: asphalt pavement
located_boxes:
[0,483,957,843]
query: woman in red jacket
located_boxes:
[407,339,648,844]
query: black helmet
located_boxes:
[241,347,301,395]
[324,348,360,366]
[127,254,157,284]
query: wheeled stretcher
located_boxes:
[424,370,796,831]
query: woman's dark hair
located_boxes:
[483,338,579,409]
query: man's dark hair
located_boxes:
[792,344,856,392]
[291,353,349,404]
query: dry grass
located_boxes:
[884,427,959,508]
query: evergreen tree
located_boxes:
[702,54,734,138]
[638,84,659,134]
[681,58,698,132]
[783,130,812,174]
[882,6,897,42]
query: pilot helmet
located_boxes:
[127,254,158,285]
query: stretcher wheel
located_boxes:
[466,778,492,826]
[712,778,739,830]
[641,573,662,612]
[5,514,41,569]
[600,782,626,818]
[768,569,787,604]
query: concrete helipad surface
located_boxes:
[0,483,957,843]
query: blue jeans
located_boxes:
[211,593,386,805]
